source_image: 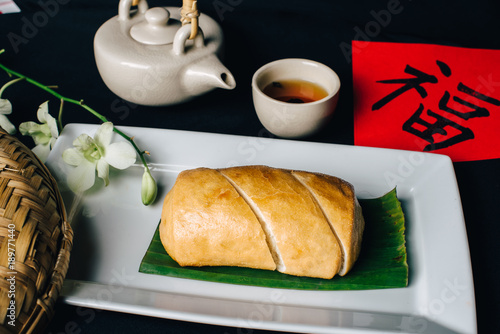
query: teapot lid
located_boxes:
[130,7,181,45]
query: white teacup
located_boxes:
[252,58,340,138]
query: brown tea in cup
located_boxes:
[252,58,340,138]
[262,79,328,103]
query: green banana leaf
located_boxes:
[139,188,408,290]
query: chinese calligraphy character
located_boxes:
[372,65,439,111]
[402,104,474,151]
[373,60,500,151]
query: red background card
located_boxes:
[352,41,500,162]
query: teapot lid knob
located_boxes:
[130,7,181,45]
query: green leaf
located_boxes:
[139,188,408,290]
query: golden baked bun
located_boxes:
[159,167,276,270]
[160,166,365,279]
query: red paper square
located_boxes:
[352,41,500,162]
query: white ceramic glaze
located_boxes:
[252,58,340,138]
[94,0,236,106]
[130,7,181,45]
[46,124,476,334]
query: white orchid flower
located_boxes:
[19,101,59,162]
[62,122,136,193]
[0,98,16,134]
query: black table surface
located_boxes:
[1,1,499,333]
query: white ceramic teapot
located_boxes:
[94,0,236,106]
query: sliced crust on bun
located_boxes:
[292,171,365,276]
[160,167,276,270]
[220,166,342,279]
[160,166,364,280]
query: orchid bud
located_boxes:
[141,167,157,206]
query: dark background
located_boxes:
[1,0,499,333]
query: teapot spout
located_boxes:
[183,54,236,96]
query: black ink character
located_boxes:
[439,83,500,120]
[403,104,474,151]
[372,60,451,111]
[372,65,439,110]
[374,60,500,151]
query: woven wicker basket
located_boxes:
[0,127,73,333]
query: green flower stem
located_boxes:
[0,77,24,97]
[0,56,153,175]
[112,126,150,167]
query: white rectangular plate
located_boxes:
[46,123,476,334]
[0,0,21,14]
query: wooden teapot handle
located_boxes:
[119,0,149,21]
[181,0,200,39]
